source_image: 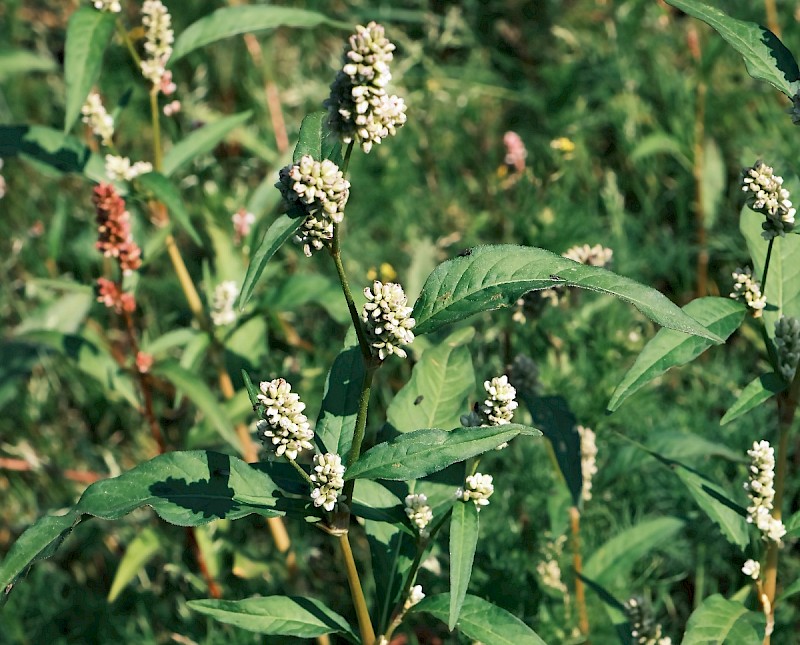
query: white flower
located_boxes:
[730,267,766,317]
[404,585,425,610]
[404,493,433,536]
[140,0,174,89]
[742,559,761,580]
[480,375,518,426]
[563,243,613,268]
[325,22,407,152]
[457,472,494,509]
[744,440,786,543]
[92,0,121,12]
[742,161,796,239]
[624,597,671,645]
[211,281,239,326]
[536,534,568,594]
[255,378,315,460]
[577,425,598,502]
[362,280,415,360]
[310,453,346,512]
[104,155,153,181]
[81,92,115,145]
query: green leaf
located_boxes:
[414,594,547,645]
[293,111,343,165]
[151,361,240,451]
[0,125,96,176]
[522,395,582,507]
[344,424,541,481]
[681,594,764,644]
[162,111,252,177]
[740,196,800,344]
[608,297,745,411]
[135,172,201,245]
[63,8,116,133]
[721,372,787,425]
[412,245,722,341]
[237,214,303,309]
[583,517,685,586]
[171,7,347,63]
[316,341,365,456]
[0,48,57,81]
[107,527,163,602]
[777,576,800,603]
[187,596,358,642]
[665,0,799,97]
[387,327,475,433]
[0,451,284,595]
[449,501,479,630]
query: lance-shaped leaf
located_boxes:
[344,424,541,481]
[107,527,164,602]
[0,451,283,598]
[412,245,721,341]
[171,7,348,63]
[135,172,201,245]
[387,326,475,433]
[449,501,479,630]
[413,594,547,645]
[608,297,746,411]
[316,341,365,456]
[682,594,764,644]
[293,111,344,165]
[665,0,800,97]
[0,125,98,176]
[187,596,358,642]
[721,372,787,426]
[162,111,252,177]
[63,8,116,133]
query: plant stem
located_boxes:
[761,238,775,299]
[693,76,708,298]
[330,236,372,362]
[337,533,376,645]
[342,363,378,507]
[149,90,162,171]
[288,457,316,487]
[569,506,590,637]
[115,20,141,67]
[186,526,222,599]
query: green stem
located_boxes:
[330,240,373,362]
[342,140,355,175]
[337,533,376,645]
[149,90,162,172]
[288,457,315,487]
[115,19,141,67]
[342,363,378,508]
[761,238,775,299]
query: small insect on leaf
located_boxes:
[414,395,424,405]
[550,274,565,281]
[458,248,473,257]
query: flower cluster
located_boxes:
[0,159,5,200]
[211,281,239,327]
[81,92,114,145]
[479,375,518,426]
[255,378,314,460]
[623,597,672,645]
[404,585,425,610]
[744,440,786,543]
[536,535,568,594]
[457,472,494,509]
[93,183,142,274]
[140,0,174,89]
[508,354,539,396]
[276,155,350,257]
[96,277,136,313]
[92,0,121,11]
[104,155,153,182]
[563,243,613,268]
[361,281,415,360]
[310,453,345,512]
[774,316,800,382]
[742,559,761,580]
[163,99,181,116]
[232,208,256,245]
[325,22,407,153]
[742,160,796,240]
[729,267,766,318]
[503,131,527,174]
[577,425,598,502]
[404,493,433,537]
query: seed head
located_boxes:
[361,281,415,360]
[256,378,314,460]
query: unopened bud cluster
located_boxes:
[729,267,766,318]
[104,155,153,182]
[404,493,433,537]
[457,472,494,509]
[742,559,761,580]
[404,585,425,610]
[774,316,800,382]
[361,281,415,360]
[92,0,121,12]
[310,453,346,511]
[744,440,786,543]
[325,22,407,153]
[623,597,672,645]
[211,281,238,327]
[140,0,174,89]
[277,155,350,257]
[563,243,613,268]
[256,378,315,460]
[508,354,539,395]
[81,92,114,145]
[742,161,796,240]
[578,425,598,502]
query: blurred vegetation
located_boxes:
[1,0,799,643]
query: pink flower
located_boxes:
[96,278,136,313]
[135,351,154,373]
[232,208,256,244]
[503,131,527,174]
[159,70,177,96]
[93,184,142,274]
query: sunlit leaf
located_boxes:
[682,594,764,644]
